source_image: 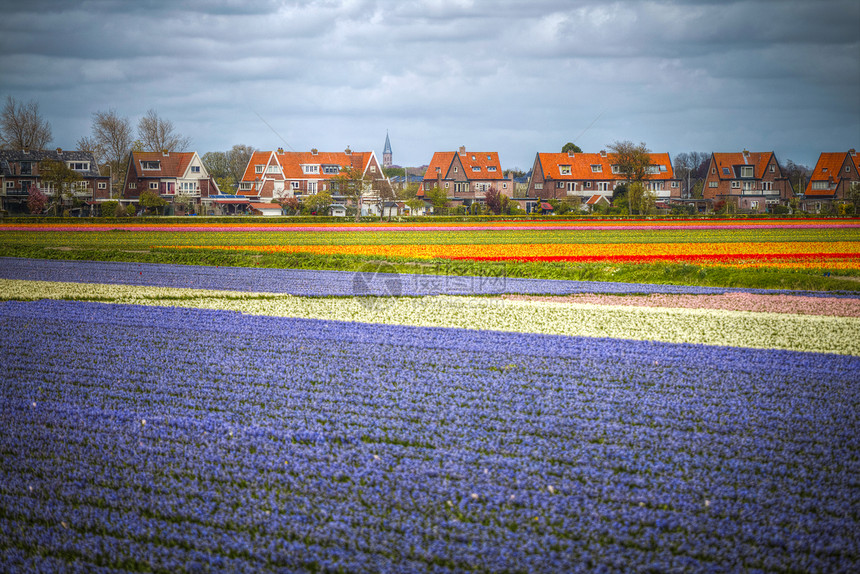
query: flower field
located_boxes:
[1,218,859,571]
[2,298,859,572]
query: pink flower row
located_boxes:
[502,292,860,317]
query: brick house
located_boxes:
[237,148,389,212]
[526,150,681,206]
[801,149,859,213]
[0,148,109,213]
[422,147,513,210]
[122,150,219,213]
[701,150,791,213]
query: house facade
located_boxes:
[122,150,219,213]
[701,150,791,213]
[237,148,389,209]
[527,151,681,205]
[801,149,859,213]
[0,148,109,213]
[422,147,513,209]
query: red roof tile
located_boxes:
[805,151,857,195]
[711,152,775,180]
[130,151,196,178]
[537,152,676,181]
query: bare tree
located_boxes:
[0,96,52,150]
[84,109,133,195]
[673,151,708,198]
[137,108,191,152]
[227,144,255,182]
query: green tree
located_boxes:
[561,142,583,154]
[845,182,860,214]
[607,140,652,186]
[138,189,167,215]
[39,159,81,215]
[406,197,426,216]
[99,200,119,217]
[425,186,449,215]
[304,190,332,215]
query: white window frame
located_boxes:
[559,165,571,175]
[191,165,201,173]
[709,181,718,188]
[590,165,602,173]
[266,165,280,174]
[67,161,90,171]
[255,165,264,174]
[128,182,136,189]
[291,181,301,190]
[149,182,159,190]
[597,182,609,192]
[141,161,160,170]
[731,181,741,189]
[98,182,107,189]
[307,181,318,193]
[741,166,754,178]
[239,182,252,191]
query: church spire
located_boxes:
[383,131,393,168]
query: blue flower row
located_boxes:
[3,256,858,297]
[1,300,858,572]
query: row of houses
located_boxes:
[1,145,858,215]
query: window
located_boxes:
[731,181,740,189]
[149,182,159,190]
[20,162,32,175]
[709,181,718,188]
[486,155,491,160]
[586,182,592,188]
[597,182,609,191]
[750,201,758,210]
[534,183,543,190]
[762,181,773,191]
[302,164,320,174]
[453,167,458,173]
[267,165,279,174]
[239,183,252,191]
[743,181,755,192]
[559,165,571,175]
[770,165,776,173]
[128,183,136,189]
[291,181,301,190]
[811,181,829,190]
[67,162,90,171]
[141,161,160,170]
[722,167,730,175]
[487,166,497,172]
[308,182,318,193]
[191,165,200,173]
[646,165,660,175]
[611,165,621,174]
[557,181,564,188]
[98,182,107,189]
[5,181,13,188]
[323,165,339,174]
[502,182,507,189]
[255,165,264,174]
[590,165,602,173]
[847,166,852,173]
[370,166,376,173]
[445,182,449,188]
[741,166,754,178]
[671,182,678,188]
[472,166,480,172]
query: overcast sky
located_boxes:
[1,0,858,170]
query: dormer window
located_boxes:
[323,165,340,174]
[741,166,754,178]
[487,166,497,172]
[302,164,320,174]
[722,167,730,175]
[560,165,571,175]
[141,161,160,170]
[611,165,621,174]
[770,165,775,172]
[255,165,264,173]
[67,162,90,171]
[472,166,480,172]
[590,165,602,173]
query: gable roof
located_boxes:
[710,151,776,179]
[805,150,859,195]
[536,152,676,181]
[586,194,609,205]
[424,149,504,181]
[0,149,104,178]
[240,150,378,182]
[129,151,196,179]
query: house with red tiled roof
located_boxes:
[122,150,219,213]
[801,149,859,213]
[527,150,680,206]
[701,150,791,213]
[422,146,513,210]
[237,147,390,215]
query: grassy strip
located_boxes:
[2,244,858,292]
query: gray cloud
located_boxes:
[0,0,857,169]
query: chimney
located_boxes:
[311,148,318,155]
[277,147,284,154]
[568,151,575,157]
[162,149,169,157]
[56,147,62,155]
[458,146,466,155]
[23,147,29,154]
[344,147,351,155]
[600,150,607,157]
[850,149,856,156]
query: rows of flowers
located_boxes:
[10,257,850,297]
[2,299,858,572]
[2,218,858,234]
[3,278,859,355]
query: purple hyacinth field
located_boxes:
[1,298,858,572]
